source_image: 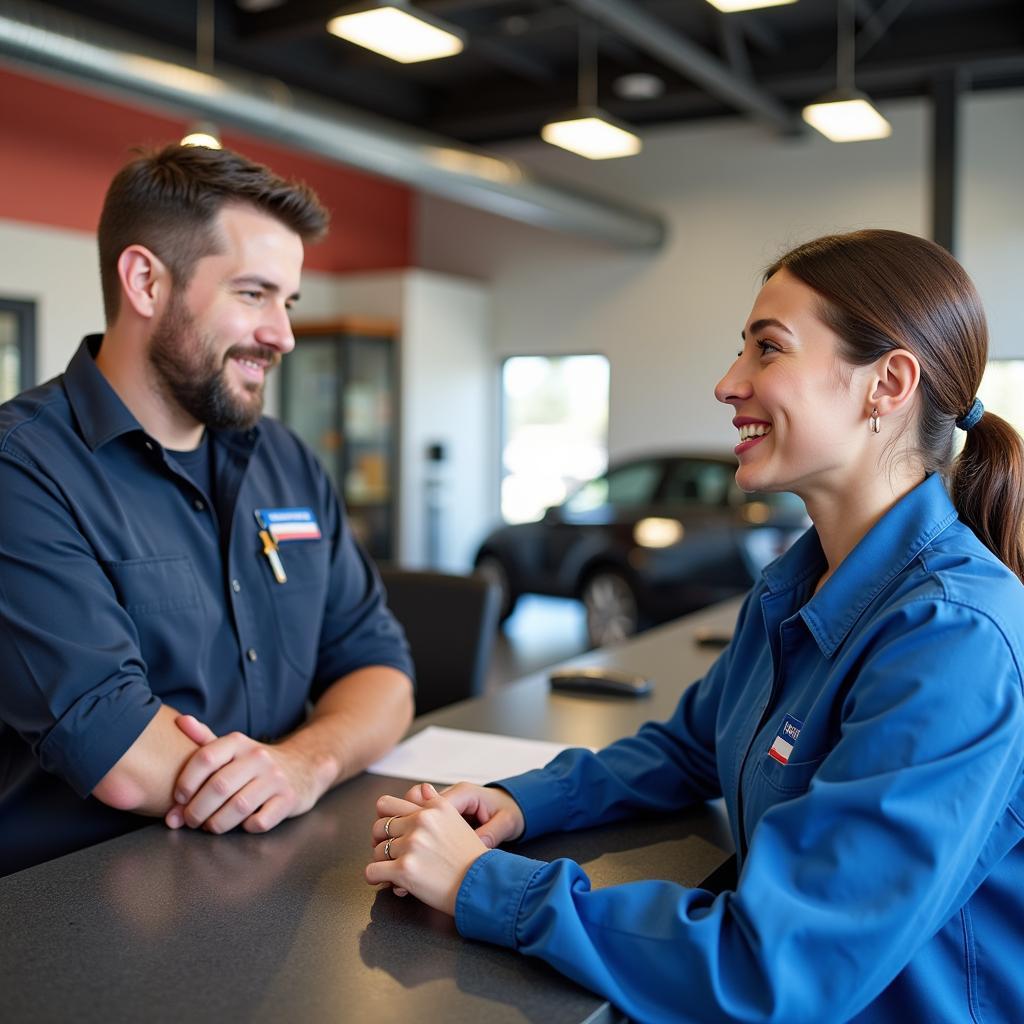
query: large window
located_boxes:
[0,299,36,403]
[500,354,609,524]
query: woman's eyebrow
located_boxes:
[741,317,794,340]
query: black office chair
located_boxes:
[378,567,501,716]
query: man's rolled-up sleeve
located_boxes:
[0,452,160,796]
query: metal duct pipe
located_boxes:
[0,3,666,250]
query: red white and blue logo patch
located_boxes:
[255,507,322,542]
[768,714,804,765]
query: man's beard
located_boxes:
[148,291,275,431]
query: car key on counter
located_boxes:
[549,666,653,697]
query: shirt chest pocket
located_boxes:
[757,749,827,802]
[102,555,200,614]
[756,752,825,794]
[101,555,203,681]
[743,752,825,839]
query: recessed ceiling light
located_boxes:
[327,6,463,64]
[235,0,285,11]
[613,73,665,101]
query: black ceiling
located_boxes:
[26,0,1024,145]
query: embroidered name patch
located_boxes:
[768,714,804,765]
[256,507,322,542]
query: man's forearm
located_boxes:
[276,665,414,800]
[92,703,199,814]
[93,665,413,827]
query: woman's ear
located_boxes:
[115,245,168,321]
[869,349,920,419]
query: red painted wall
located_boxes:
[0,65,413,273]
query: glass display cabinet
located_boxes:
[0,298,36,403]
[281,318,398,561]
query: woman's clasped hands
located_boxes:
[366,782,525,915]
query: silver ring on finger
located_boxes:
[384,838,395,860]
[384,815,397,840]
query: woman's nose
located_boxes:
[714,358,750,406]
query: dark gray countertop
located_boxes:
[0,599,741,1023]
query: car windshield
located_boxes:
[661,460,733,505]
[561,456,808,522]
[563,460,662,515]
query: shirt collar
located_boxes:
[762,473,959,657]
[63,335,144,451]
[63,334,262,455]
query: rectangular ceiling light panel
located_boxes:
[706,0,798,12]
[328,7,463,63]
[801,97,892,142]
[541,116,642,159]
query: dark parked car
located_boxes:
[475,453,808,648]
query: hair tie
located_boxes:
[956,397,984,432]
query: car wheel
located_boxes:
[474,554,517,621]
[581,570,640,648]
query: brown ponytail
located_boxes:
[765,229,1024,582]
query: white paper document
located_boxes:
[367,725,575,786]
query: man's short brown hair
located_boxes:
[97,144,329,322]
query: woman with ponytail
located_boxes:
[368,230,1024,1023]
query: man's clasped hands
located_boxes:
[162,711,522,918]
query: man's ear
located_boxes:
[116,245,169,320]
[869,348,920,420]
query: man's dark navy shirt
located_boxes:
[0,336,412,876]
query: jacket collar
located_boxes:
[762,474,959,657]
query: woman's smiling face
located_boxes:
[715,268,876,502]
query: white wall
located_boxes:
[417,90,1024,470]
[960,91,1024,359]
[399,270,491,572]
[418,98,930,463]
[0,220,104,381]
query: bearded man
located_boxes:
[0,144,414,876]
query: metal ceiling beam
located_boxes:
[0,4,665,250]
[563,0,800,133]
[769,51,1024,100]
[716,15,753,82]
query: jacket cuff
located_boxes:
[455,848,547,948]
[495,764,570,840]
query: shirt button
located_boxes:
[193,498,205,512]
[246,648,258,662]
[144,441,154,451]
[231,579,241,593]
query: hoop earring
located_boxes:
[869,408,880,434]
